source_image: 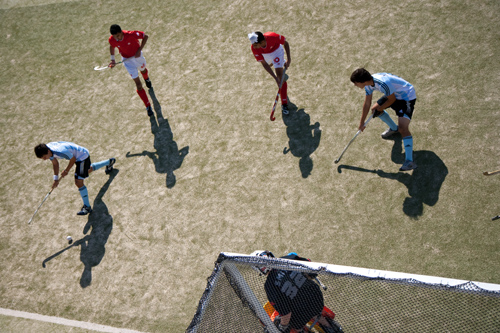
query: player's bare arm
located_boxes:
[51,158,60,189]
[61,156,76,178]
[359,94,373,131]
[109,45,116,67]
[135,34,148,58]
[260,61,278,84]
[284,41,291,68]
[280,312,292,326]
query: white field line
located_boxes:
[0,307,146,333]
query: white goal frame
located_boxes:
[188,252,500,332]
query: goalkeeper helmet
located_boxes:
[250,250,275,275]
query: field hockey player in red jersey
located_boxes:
[249,31,291,115]
[108,24,154,117]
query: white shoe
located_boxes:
[381,128,398,139]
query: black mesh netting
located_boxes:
[187,254,500,332]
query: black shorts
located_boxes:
[289,300,324,329]
[75,157,91,180]
[377,96,416,119]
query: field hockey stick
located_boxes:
[334,114,374,164]
[93,61,123,71]
[306,316,321,332]
[314,276,328,290]
[28,189,53,224]
[270,67,287,121]
[483,170,500,176]
[42,235,90,268]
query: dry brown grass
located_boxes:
[0,0,499,331]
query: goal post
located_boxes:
[187,252,500,332]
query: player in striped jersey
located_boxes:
[108,24,154,117]
[34,142,116,216]
[351,68,417,171]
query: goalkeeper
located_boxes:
[253,251,331,333]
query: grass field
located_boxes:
[1,0,499,331]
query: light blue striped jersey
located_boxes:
[47,142,89,162]
[364,73,416,101]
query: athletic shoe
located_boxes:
[105,158,116,175]
[145,78,152,89]
[381,127,398,139]
[77,205,92,216]
[321,318,343,333]
[321,320,343,333]
[281,104,289,115]
[146,105,154,116]
[399,160,417,171]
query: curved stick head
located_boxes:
[94,65,110,71]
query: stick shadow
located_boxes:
[42,169,119,288]
[337,137,448,218]
[126,87,189,188]
[282,102,321,178]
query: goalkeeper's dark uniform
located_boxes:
[264,254,324,330]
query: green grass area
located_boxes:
[0,0,499,331]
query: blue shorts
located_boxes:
[378,96,416,119]
[75,157,91,180]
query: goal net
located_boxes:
[187,252,500,332]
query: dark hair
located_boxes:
[255,31,265,43]
[350,68,373,83]
[110,24,122,35]
[34,143,49,158]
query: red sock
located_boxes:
[137,88,150,107]
[280,81,288,105]
[141,69,149,80]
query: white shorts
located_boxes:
[262,45,285,69]
[123,52,147,79]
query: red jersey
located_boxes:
[251,32,286,62]
[108,30,145,59]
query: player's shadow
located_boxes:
[337,136,448,218]
[79,168,118,288]
[282,103,321,178]
[126,87,189,188]
[41,170,118,288]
